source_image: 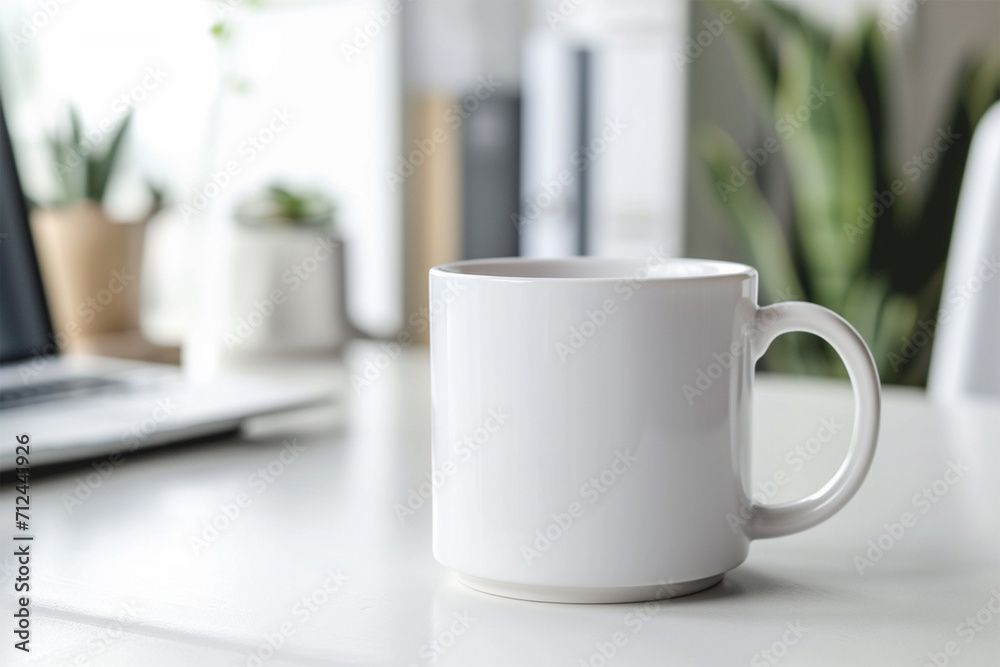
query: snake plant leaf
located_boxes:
[891,265,945,382]
[85,155,100,204]
[824,40,876,277]
[841,275,889,356]
[770,31,847,308]
[872,60,995,320]
[699,125,835,376]
[873,291,918,380]
[852,19,888,184]
[965,43,1000,123]
[698,125,804,303]
[840,274,915,379]
[696,0,997,384]
[87,112,132,204]
[708,0,778,120]
[853,18,903,301]
[720,0,874,310]
[68,106,82,149]
[145,179,165,219]
[758,0,829,48]
[67,108,90,205]
[45,133,68,205]
[50,132,87,207]
[778,19,873,310]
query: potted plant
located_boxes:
[221,184,352,355]
[697,0,999,385]
[31,107,161,342]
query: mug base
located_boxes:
[455,572,724,604]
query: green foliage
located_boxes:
[698,0,1000,385]
[267,185,329,222]
[236,184,335,227]
[46,106,132,207]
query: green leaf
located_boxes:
[873,292,917,382]
[696,0,999,386]
[965,42,1000,124]
[768,22,873,311]
[712,0,779,121]
[88,113,132,203]
[698,125,804,303]
[69,106,82,148]
[144,178,165,219]
[45,133,69,204]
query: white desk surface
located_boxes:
[3,345,999,666]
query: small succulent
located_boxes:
[45,106,128,206]
[236,184,335,227]
[44,106,163,214]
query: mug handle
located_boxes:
[748,302,881,539]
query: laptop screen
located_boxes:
[0,96,55,364]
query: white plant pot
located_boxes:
[221,223,351,355]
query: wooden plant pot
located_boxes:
[30,200,145,341]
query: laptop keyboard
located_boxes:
[0,376,124,409]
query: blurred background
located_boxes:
[1,0,997,387]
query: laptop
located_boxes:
[0,98,329,470]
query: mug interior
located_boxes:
[434,257,755,281]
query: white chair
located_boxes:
[928,102,1000,400]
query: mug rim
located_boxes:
[430,256,757,283]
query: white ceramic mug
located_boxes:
[430,257,880,603]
